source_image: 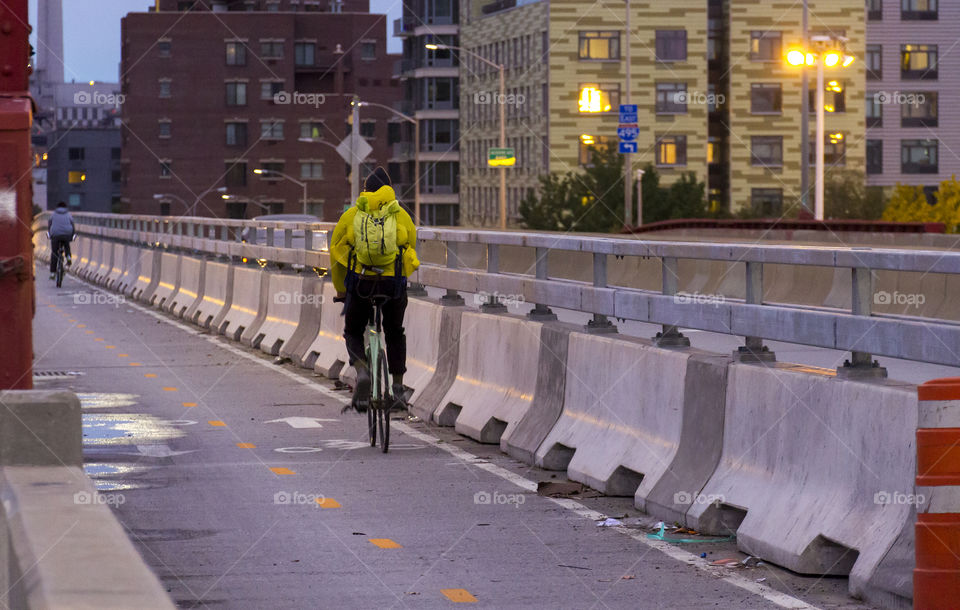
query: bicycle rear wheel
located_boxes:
[55,250,64,288]
[377,350,390,453]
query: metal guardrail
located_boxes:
[34,212,960,370]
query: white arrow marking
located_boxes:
[265,417,336,429]
[167,419,198,426]
[125,444,197,458]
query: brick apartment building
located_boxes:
[120,0,401,221]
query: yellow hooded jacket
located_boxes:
[330,185,420,293]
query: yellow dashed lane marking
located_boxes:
[118,353,129,357]
[316,498,341,508]
[370,538,402,549]
[270,467,295,475]
[144,373,157,378]
[85,330,94,334]
[208,420,226,427]
[182,402,197,407]
[162,387,177,392]
[129,362,142,367]
[68,319,77,323]
[441,589,478,603]
[236,442,256,449]
[77,324,86,328]
[94,338,104,342]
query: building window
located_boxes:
[67,170,85,184]
[260,80,283,100]
[159,79,172,98]
[300,161,324,180]
[111,170,122,184]
[225,122,247,146]
[809,133,846,166]
[111,147,121,160]
[866,45,881,79]
[225,161,247,187]
[579,83,620,113]
[260,120,284,140]
[901,44,937,80]
[266,1,280,10]
[655,82,687,114]
[656,135,687,166]
[295,42,315,66]
[578,134,612,166]
[578,31,620,60]
[866,94,882,127]
[750,83,782,113]
[810,81,846,113]
[226,82,247,106]
[360,41,376,60]
[158,120,172,138]
[751,136,783,167]
[260,40,284,59]
[867,140,883,174]
[751,188,783,216]
[158,40,171,57]
[902,0,937,20]
[159,160,172,178]
[360,120,376,138]
[304,0,321,11]
[226,41,247,66]
[901,139,938,173]
[259,161,284,177]
[901,92,938,127]
[299,121,324,140]
[750,31,781,61]
[68,147,84,161]
[655,30,687,62]
[68,193,84,209]
[867,0,882,19]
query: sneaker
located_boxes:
[351,360,371,412]
[390,383,411,411]
[49,273,55,280]
[66,257,72,267]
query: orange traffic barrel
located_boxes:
[916,378,960,608]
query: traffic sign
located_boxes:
[619,104,638,124]
[488,147,516,167]
[619,141,638,154]
[336,133,372,164]
[617,125,640,141]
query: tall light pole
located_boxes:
[353,100,421,226]
[253,168,308,215]
[786,40,853,221]
[350,96,361,203]
[426,42,506,229]
[800,0,810,216]
[624,0,633,228]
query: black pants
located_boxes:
[343,277,408,376]
[49,236,71,273]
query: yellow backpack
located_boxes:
[352,197,401,270]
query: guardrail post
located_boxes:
[653,257,690,347]
[527,247,557,321]
[439,241,465,306]
[480,243,507,312]
[734,261,775,362]
[585,252,616,333]
[838,267,887,378]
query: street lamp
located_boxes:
[153,192,188,214]
[190,186,227,216]
[786,37,854,221]
[353,100,421,227]
[253,168,308,215]
[426,42,507,229]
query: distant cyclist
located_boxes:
[47,201,75,280]
[330,167,419,410]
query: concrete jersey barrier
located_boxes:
[166,256,205,317]
[186,260,233,329]
[149,252,182,309]
[250,272,312,356]
[220,265,266,342]
[301,282,349,378]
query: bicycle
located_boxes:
[51,236,68,288]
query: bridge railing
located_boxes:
[35,212,960,370]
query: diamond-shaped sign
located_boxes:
[336,133,373,164]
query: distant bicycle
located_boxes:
[50,234,72,288]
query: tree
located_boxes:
[823,169,885,220]
[882,183,935,223]
[931,176,960,233]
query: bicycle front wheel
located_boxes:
[377,349,390,453]
[55,254,64,288]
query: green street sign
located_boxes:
[488,147,516,167]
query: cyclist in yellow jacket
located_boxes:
[330,167,419,410]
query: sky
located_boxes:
[28,0,403,84]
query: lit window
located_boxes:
[226,41,246,66]
[578,84,619,113]
[578,31,620,60]
[656,135,687,166]
[68,171,86,184]
[578,134,612,166]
